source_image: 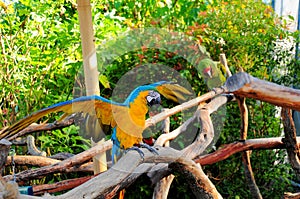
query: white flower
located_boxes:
[269,36,295,83]
[217,37,226,46]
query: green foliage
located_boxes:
[0,0,81,126]
[191,0,298,78]
[38,126,90,155]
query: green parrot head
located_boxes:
[197,58,217,80]
[196,58,226,89]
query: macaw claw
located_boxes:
[139,143,159,155]
[126,143,159,160]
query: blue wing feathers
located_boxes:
[45,81,170,112]
[46,95,125,110]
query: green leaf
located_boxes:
[99,74,111,89]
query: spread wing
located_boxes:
[0,95,124,140]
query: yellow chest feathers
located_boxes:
[115,91,150,149]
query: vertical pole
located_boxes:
[77,0,100,96]
[77,0,107,173]
[295,0,300,60]
[293,0,300,136]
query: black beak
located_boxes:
[146,91,161,106]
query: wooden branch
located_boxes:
[195,137,298,165]
[52,147,221,199]
[222,56,261,197]
[18,147,214,198]
[169,159,222,199]
[12,134,294,199]
[153,175,175,199]
[152,114,174,199]
[5,136,298,198]
[155,107,200,146]
[228,73,300,111]
[237,96,262,198]
[151,94,234,186]
[219,53,232,77]
[47,147,182,199]
[237,96,248,141]
[3,140,112,182]
[182,94,232,159]
[145,88,225,128]
[148,137,300,189]
[281,108,300,180]
[284,192,300,199]
[241,151,262,199]
[33,175,97,195]
[5,156,60,167]
[26,135,46,157]
[5,155,93,176]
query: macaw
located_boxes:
[1,81,192,162]
[196,58,227,90]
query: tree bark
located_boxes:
[169,159,222,199]
[281,108,300,180]
[229,73,300,111]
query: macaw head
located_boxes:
[146,90,162,117]
[146,90,161,106]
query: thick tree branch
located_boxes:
[10,147,219,199]
[170,158,222,199]
[228,73,300,111]
[196,137,298,165]
[182,94,233,159]
[281,108,300,180]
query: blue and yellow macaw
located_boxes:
[1,81,191,161]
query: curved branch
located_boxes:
[182,94,233,159]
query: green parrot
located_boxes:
[196,58,227,90]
